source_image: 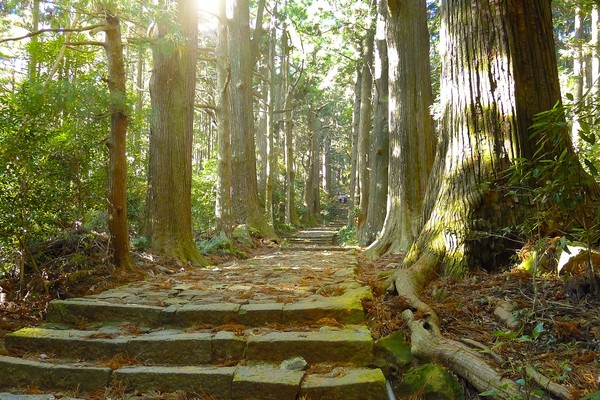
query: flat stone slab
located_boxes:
[282,296,365,324]
[168,303,241,326]
[232,366,304,400]
[238,303,284,325]
[5,328,128,360]
[246,326,373,365]
[300,368,387,400]
[0,355,110,392]
[127,332,213,364]
[113,366,236,397]
[46,299,165,326]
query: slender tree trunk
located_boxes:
[215,0,233,233]
[228,0,276,238]
[133,43,145,174]
[322,135,332,196]
[304,110,321,225]
[572,7,584,149]
[362,0,389,246]
[104,12,132,270]
[592,6,600,100]
[28,0,40,81]
[265,12,277,225]
[365,0,435,256]
[348,67,362,227]
[147,0,206,264]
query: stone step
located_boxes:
[5,325,372,366]
[0,356,386,400]
[282,245,350,252]
[46,293,367,327]
[0,356,110,392]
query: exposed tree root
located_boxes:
[392,252,574,400]
[525,364,573,400]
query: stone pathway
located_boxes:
[0,225,388,399]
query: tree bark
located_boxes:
[215,0,233,233]
[356,26,375,242]
[147,0,206,264]
[104,12,132,270]
[304,110,321,225]
[228,0,276,238]
[387,1,592,397]
[365,0,435,256]
[347,67,362,227]
[571,7,584,149]
[265,10,277,225]
[361,0,389,246]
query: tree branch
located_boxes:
[0,25,106,44]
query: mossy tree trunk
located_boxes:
[391,1,594,396]
[356,24,375,243]
[361,0,389,246]
[215,0,233,234]
[104,11,132,270]
[228,0,276,238]
[365,0,435,257]
[147,0,206,265]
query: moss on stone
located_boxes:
[396,363,464,400]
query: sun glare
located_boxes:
[196,0,220,16]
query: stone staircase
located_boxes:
[0,227,386,399]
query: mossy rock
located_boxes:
[232,224,253,247]
[374,331,412,369]
[396,363,464,400]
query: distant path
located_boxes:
[0,224,388,399]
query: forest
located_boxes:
[1,0,600,399]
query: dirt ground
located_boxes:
[358,253,600,399]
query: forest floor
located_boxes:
[0,231,599,398]
[359,253,600,399]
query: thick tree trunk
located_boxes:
[365,0,435,257]
[104,12,132,271]
[361,0,389,246]
[356,27,375,242]
[147,0,206,264]
[228,0,276,238]
[215,0,233,233]
[388,1,590,397]
[347,68,362,227]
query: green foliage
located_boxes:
[336,225,357,246]
[191,159,217,232]
[504,102,594,239]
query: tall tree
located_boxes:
[146,0,206,264]
[347,67,362,226]
[388,0,598,395]
[361,0,389,246]
[365,0,435,256]
[104,9,132,270]
[356,23,375,242]
[228,0,276,238]
[215,0,233,233]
